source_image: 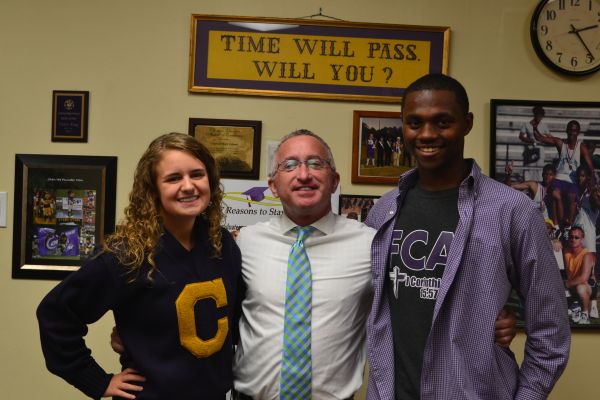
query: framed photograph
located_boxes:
[352,110,414,184]
[339,194,380,222]
[490,99,600,328]
[189,14,449,103]
[51,90,89,142]
[12,154,117,280]
[189,118,262,180]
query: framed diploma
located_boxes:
[189,118,262,179]
[51,90,89,142]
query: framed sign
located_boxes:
[491,99,600,328]
[51,90,89,142]
[339,194,379,223]
[352,110,414,184]
[189,14,450,102]
[12,154,117,280]
[189,118,262,180]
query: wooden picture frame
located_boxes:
[490,98,600,329]
[352,110,413,184]
[189,118,262,180]
[51,90,89,142]
[189,14,450,103]
[12,154,117,280]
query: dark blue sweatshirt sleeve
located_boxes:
[36,252,123,399]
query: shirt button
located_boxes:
[389,210,394,214]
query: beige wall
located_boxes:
[1,0,597,398]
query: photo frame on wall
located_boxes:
[189,118,262,180]
[490,99,600,328]
[339,194,380,223]
[352,110,414,184]
[12,154,117,280]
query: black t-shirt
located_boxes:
[387,185,459,400]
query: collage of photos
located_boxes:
[31,189,97,262]
[492,99,600,328]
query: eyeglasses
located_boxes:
[275,157,332,173]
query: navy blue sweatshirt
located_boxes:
[37,222,243,399]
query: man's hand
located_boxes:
[103,368,145,399]
[495,308,517,348]
[111,326,125,354]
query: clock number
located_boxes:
[571,56,578,67]
[546,40,553,51]
[540,25,548,35]
[546,9,557,20]
[557,52,563,63]
[559,0,566,10]
[587,53,594,63]
[571,0,580,7]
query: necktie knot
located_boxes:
[294,226,315,243]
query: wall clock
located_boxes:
[531,0,600,76]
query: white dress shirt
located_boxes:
[234,211,375,399]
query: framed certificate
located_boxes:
[189,118,262,179]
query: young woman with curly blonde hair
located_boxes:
[37,133,243,400]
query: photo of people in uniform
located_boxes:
[492,100,600,327]
[354,111,416,182]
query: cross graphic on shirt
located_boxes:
[389,266,407,299]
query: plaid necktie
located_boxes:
[280,226,315,400]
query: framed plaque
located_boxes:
[12,154,117,280]
[51,90,89,142]
[189,118,262,179]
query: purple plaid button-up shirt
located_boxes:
[365,161,570,400]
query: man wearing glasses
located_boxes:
[233,129,375,399]
[564,226,595,325]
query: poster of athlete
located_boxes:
[490,99,600,328]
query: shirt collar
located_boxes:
[279,211,335,237]
[396,159,480,192]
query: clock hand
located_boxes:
[569,24,595,61]
[575,24,599,33]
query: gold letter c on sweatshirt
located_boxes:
[175,278,228,358]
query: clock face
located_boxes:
[531,0,600,75]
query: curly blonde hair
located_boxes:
[103,132,224,281]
